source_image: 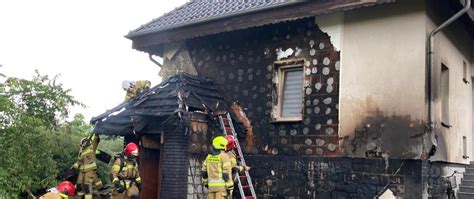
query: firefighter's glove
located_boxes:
[115,181,125,193]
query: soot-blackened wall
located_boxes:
[187,18,340,157]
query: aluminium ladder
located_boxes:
[218,112,257,199]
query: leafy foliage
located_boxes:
[0,71,122,198]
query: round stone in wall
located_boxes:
[259,87,266,93]
[314,106,320,114]
[248,74,254,81]
[319,43,325,50]
[305,148,313,155]
[323,57,330,66]
[327,119,333,125]
[231,60,236,65]
[252,85,257,91]
[322,67,330,75]
[233,86,239,92]
[257,107,263,112]
[325,127,334,135]
[223,55,227,62]
[238,76,243,82]
[315,123,321,130]
[256,69,262,76]
[219,70,225,76]
[310,49,316,56]
[335,103,339,110]
[228,73,235,80]
[271,148,279,155]
[304,60,311,67]
[304,117,311,125]
[307,30,312,36]
[327,77,334,85]
[215,56,221,62]
[202,145,209,153]
[305,87,312,95]
[278,129,286,136]
[306,108,312,114]
[303,127,310,135]
[290,129,298,136]
[286,34,291,39]
[266,102,273,107]
[281,138,288,145]
[305,100,311,106]
[305,68,311,76]
[323,97,332,104]
[238,69,244,76]
[248,57,254,65]
[266,74,272,80]
[243,90,249,96]
[328,143,337,152]
[311,67,318,74]
[252,94,258,99]
[293,144,301,151]
[335,61,340,71]
[267,65,273,72]
[205,55,211,61]
[309,40,315,48]
[316,139,325,147]
[255,56,261,63]
[312,58,318,65]
[248,68,254,74]
[312,99,319,105]
[326,85,334,93]
[315,82,322,90]
[325,108,331,115]
[316,148,324,156]
[305,138,312,145]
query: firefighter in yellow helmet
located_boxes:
[122,80,151,101]
[72,134,102,199]
[111,142,141,199]
[202,136,234,199]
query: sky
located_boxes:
[0,0,187,121]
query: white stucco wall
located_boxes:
[338,0,428,158]
[330,0,473,163]
[426,0,473,164]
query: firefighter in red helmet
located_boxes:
[225,135,250,198]
[40,181,76,199]
[111,142,141,199]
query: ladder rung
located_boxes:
[242,185,251,189]
[245,197,254,199]
[239,176,248,178]
[225,127,233,130]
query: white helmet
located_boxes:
[121,80,133,90]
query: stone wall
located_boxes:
[246,156,423,199]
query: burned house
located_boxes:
[92,0,474,198]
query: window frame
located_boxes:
[274,62,304,122]
[440,63,451,128]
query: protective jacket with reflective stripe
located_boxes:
[73,134,99,172]
[202,150,233,192]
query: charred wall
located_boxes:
[187,17,340,157]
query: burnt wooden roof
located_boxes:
[91,73,226,135]
[126,0,395,53]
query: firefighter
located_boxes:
[111,142,141,199]
[39,181,76,199]
[202,136,234,199]
[72,134,102,199]
[225,135,250,198]
[122,80,151,101]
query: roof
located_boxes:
[127,0,300,38]
[126,0,395,52]
[91,73,226,135]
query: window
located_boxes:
[441,64,450,127]
[463,136,468,159]
[463,61,469,84]
[276,63,304,121]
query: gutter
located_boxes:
[427,0,471,130]
[149,53,163,68]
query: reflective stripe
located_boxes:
[208,179,226,187]
[112,165,121,172]
[136,177,141,182]
[79,162,97,171]
[58,193,68,199]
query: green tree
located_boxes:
[0,71,81,197]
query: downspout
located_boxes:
[149,53,163,67]
[427,0,470,130]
